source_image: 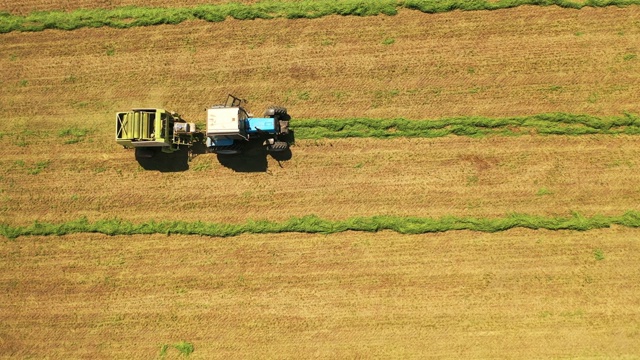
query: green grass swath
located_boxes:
[3,211,640,239]
[293,113,640,139]
[1,0,640,33]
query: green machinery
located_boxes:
[115,108,197,156]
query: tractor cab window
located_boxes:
[238,108,248,121]
[238,108,249,130]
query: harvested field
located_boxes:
[1,7,639,123]
[2,229,640,358]
[2,2,640,358]
[2,135,640,225]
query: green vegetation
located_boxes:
[3,129,51,147]
[402,0,640,12]
[293,113,640,139]
[104,44,116,56]
[174,341,194,357]
[191,160,212,172]
[382,37,396,45]
[2,0,640,33]
[27,160,50,175]
[160,341,194,358]
[10,159,50,174]
[3,211,640,240]
[58,127,92,144]
[536,187,553,196]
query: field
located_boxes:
[2,230,640,358]
[1,1,640,358]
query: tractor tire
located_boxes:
[266,141,288,153]
[264,106,290,121]
[212,147,241,155]
[211,142,243,155]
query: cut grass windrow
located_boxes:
[294,113,640,139]
[1,0,640,33]
[3,211,640,239]
[3,113,637,143]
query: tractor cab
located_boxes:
[205,94,291,155]
[206,105,250,139]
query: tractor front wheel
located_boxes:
[266,141,288,153]
[264,106,290,121]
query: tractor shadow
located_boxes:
[190,135,208,156]
[216,141,268,172]
[135,134,208,172]
[216,133,294,173]
[135,148,190,172]
[134,133,294,173]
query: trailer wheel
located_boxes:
[135,147,156,159]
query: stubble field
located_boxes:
[1,2,640,358]
[3,229,640,358]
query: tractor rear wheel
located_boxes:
[266,141,288,153]
[210,142,243,155]
[212,146,242,155]
[214,148,241,155]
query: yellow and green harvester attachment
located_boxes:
[115,108,196,153]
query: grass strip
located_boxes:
[1,0,639,33]
[293,113,640,139]
[2,211,640,239]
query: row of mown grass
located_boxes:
[1,0,639,33]
[2,113,637,141]
[294,113,640,139]
[3,211,640,239]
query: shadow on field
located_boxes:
[216,136,294,173]
[134,131,294,173]
[135,147,190,172]
[216,141,268,172]
[191,138,208,157]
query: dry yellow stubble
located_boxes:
[0,7,639,124]
[1,5,640,359]
[1,135,640,225]
[1,229,639,358]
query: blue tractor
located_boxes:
[205,94,291,155]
